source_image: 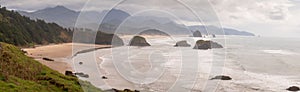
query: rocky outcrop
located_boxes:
[174,40,191,47]
[108,88,140,92]
[193,31,202,37]
[286,86,300,91]
[212,34,216,38]
[102,76,108,79]
[210,75,232,80]
[65,71,74,76]
[193,40,223,50]
[74,72,89,78]
[43,57,54,61]
[129,36,151,46]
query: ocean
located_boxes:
[71,35,300,92]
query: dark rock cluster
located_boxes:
[174,40,191,47]
[210,75,232,80]
[193,40,223,50]
[42,57,54,61]
[193,31,202,37]
[129,36,150,46]
[106,88,140,92]
[286,86,300,91]
[64,71,89,78]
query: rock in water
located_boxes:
[129,36,151,46]
[210,75,232,80]
[174,40,191,47]
[212,34,216,38]
[193,40,223,50]
[193,31,202,37]
[286,86,300,91]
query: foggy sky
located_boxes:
[1,0,300,37]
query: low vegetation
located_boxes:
[0,42,102,92]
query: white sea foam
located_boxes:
[262,50,297,55]
[72,36,300,91]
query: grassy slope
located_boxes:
[0,42,102,92]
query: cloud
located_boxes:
[0,0,299,37]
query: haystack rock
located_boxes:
[129,36,151,46]
[193,40,223,50]
[286,86,300,91]
[193,31,202,37]
[212,34,216,38]
[174,40,191,47]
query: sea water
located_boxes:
[71,36,300,92]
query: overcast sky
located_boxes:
[1,0,300,37]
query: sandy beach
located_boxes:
[23,43,111,74]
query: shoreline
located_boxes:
[23,43,111,74]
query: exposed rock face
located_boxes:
[193,40,223,50]
[65,71,75,77]
[193,31,202,37]
[174,40,191,47]
[129,36,151,46]
[210,75,232,80]
[286,86,300,91]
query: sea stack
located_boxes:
[193,40,223,50]
[193,30,202,37]
[174,40,191,47]
[286,86,300,91]
[212,34,216,38]
[129,36,151,46]
[210,75,232,80]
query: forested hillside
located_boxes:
[0,6,124,47]
[0,6,73,46]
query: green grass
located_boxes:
[0,42,102,92]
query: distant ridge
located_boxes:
[189,25,255,36]
[18,6,131,29]
[139,29,170,36]
[18,5,255,36]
